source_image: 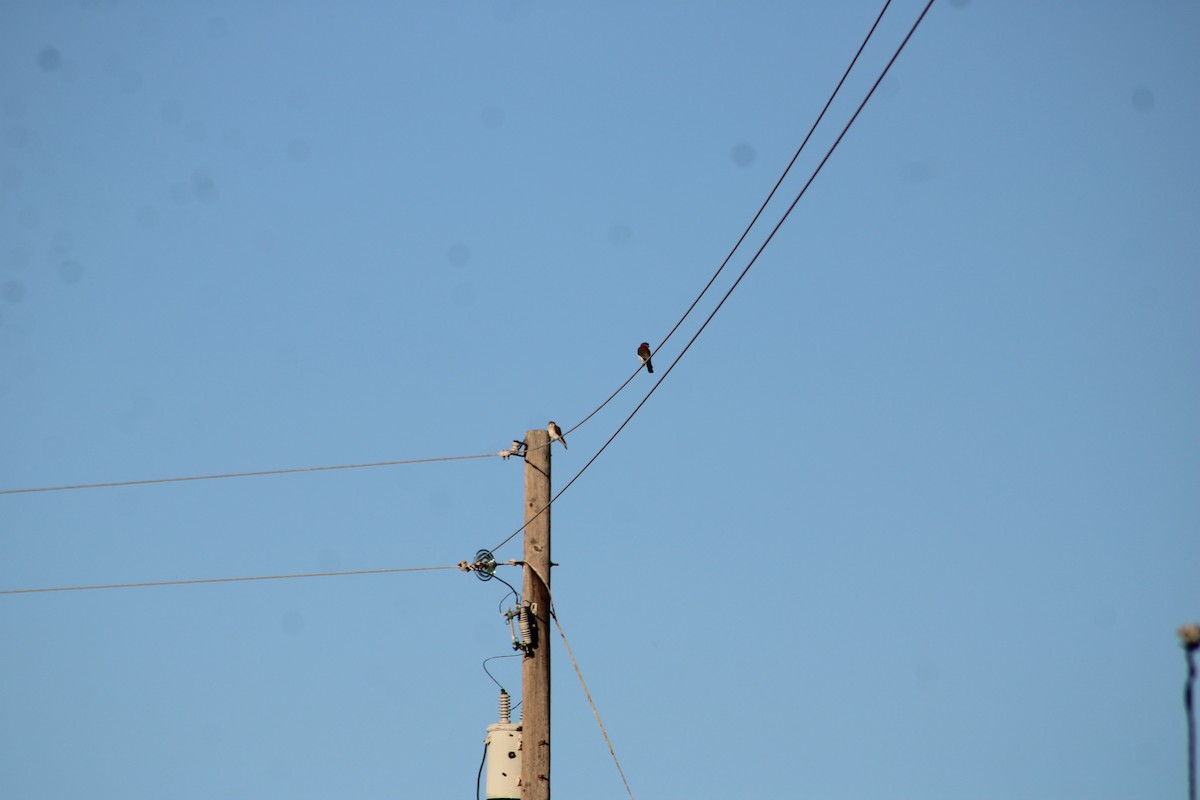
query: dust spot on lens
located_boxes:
[204,17,229,39]
[286,138,310,162]
[285,89,310,112]
[52,230,74,254]
[182,120,207,144]
[608,223,632,247]
[9,244,31,267]
[170,182,193,206]
[222,128,245,151]
[37,47,62,72]
[447,243,471,267]
[119,69,142,94]
[2,280,26,303]
[5,125,33,150]
[160,100,184,125]
[429,487,452,513]
[452,284,476,306]
[17,206,40,229]
[481,106,505,130]
[2,97,28,119]
[1,167,21,191]
[275,342,298,368]
[1131,86,1155,111]
[730,143,756,168]
[494,0,533,23]
[58,260,83,284]
[901,157,938,184]
[279,611,305,635]
[316,549,342,572]
[136,204,160,227]
[135,14,160,37]
[191,168,216,202]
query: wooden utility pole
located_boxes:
[522,428,552,800]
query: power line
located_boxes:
[509,561,634,797]
[651,0,895,361]
[493,0,936,557]
[563,0,895,441]
[0,0,898,506]
[0,564,459,596]
[552,605,636,800]
[6,1,936,602]
[0,453,500,496]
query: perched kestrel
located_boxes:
[637,342,654,374]
[548,421,567,450]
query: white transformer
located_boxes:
[485,690,521,800]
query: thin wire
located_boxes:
[476,741,488,800]
[491,0,935,556]
[653,0,894,358]
[564,366,642,438]
[563,0,894,440]
[489,572,522,609]
[482,654,521,693]
[0,565,458,596]
[551,604,635,800]
[496,586,518,614]
[1187,644,1197,800]
[0,453,499,496]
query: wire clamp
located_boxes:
[459,549,498,581]
[499,440,526,460]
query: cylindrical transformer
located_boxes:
[484,721,522,800]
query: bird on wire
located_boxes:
[637,342,654,374]
[548,421,567,450]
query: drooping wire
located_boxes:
[0,453,500,496]
[490,0,936,557]
[489,571,523,612]
[564,366,642,438]
[1184,625,1199,800]
[552,606,635,799]
[651,0,895,361]
[496,586,518,615]
[562,0,895,441]
[476,741,488,800]
[513,561,635,799]
[0,564,459,596]
[482,654,522,693]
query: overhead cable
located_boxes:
[563,0,896,440]
[491,0,936,556]
[0,453,499,496]
[0,564,459,596]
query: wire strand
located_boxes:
[0,565,458,596]
[490,0,935,557]
[653,0,894,359]
[482,654,521,693]
[0,453,499,496]
[551,604,636,800]
[562,0,894,441]
[476,741,488,800]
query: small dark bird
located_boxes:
[637,342,654,374]
[548,421,567,450]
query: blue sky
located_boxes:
[2,1,1197,798]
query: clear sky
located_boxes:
[2,1,1197,798]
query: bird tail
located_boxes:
[646,360,654,374]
